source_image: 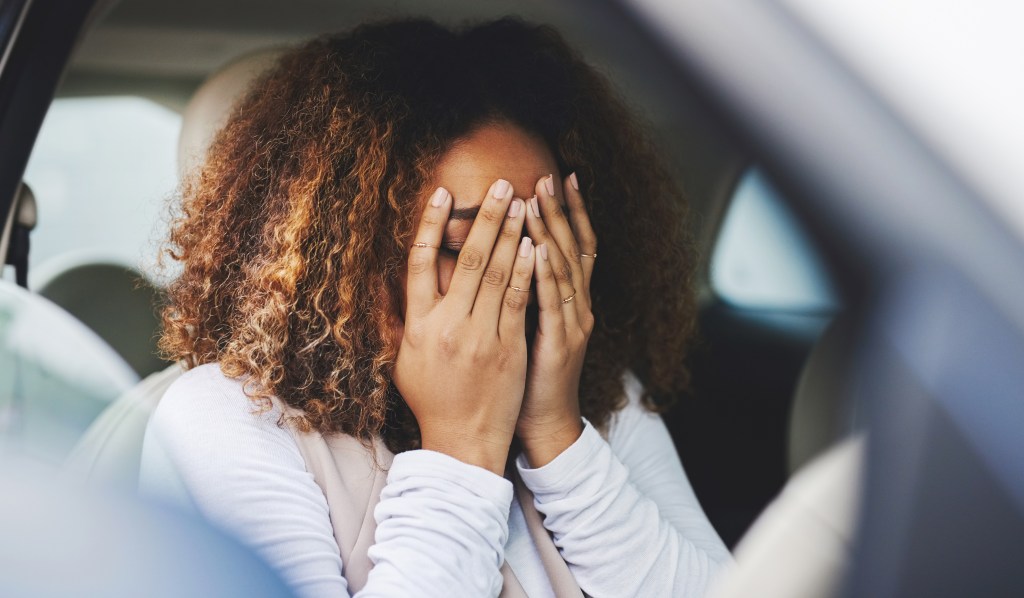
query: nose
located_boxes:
[520,231,539,306]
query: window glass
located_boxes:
[19,96,180,287]
[710,168,839,312]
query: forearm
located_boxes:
[518,422,731,597]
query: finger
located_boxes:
[563,172,597,293]
[498,236,535,342]
[526,195,579,330]
[407,186,451,316]
[446,179,515,314]
[533,242,566,343]
[473,197,527,319]
[535,174,585,307]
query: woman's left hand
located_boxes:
[518,172,598,467]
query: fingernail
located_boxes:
[569,172,579,191]
[539,243,548,261]
[430,186,447,207]
[544,174,555,197]
[508,198,522,218]
[530,196,541,218]
[493,179,511,199]
[519,236,532,257]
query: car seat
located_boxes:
[35,258,165,377]
[709,313,866,598]
[63,49,283,490]
[787,313,863,474]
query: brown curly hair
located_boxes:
[160,17,697,454]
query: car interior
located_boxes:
[1,0,863,590]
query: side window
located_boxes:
[710,168,839,312]
[18,96,180,286]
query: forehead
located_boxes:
[433,122,558,207]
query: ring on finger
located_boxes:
[561,291,577,304]
[510,285,529,293]
[412,242,438,249]
[579,252,597,259]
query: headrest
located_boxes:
[1,183,37,269]
[177,49,284,178]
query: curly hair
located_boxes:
[160,17,697,454]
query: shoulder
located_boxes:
[161,362,253,405]
[143,361,306,500]
[146,362,295,468]
[154,362,280,428]
[142,365,345,594]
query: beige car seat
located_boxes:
[64,49,283,490]
[36,260,165,377]
[709,436,864,598]
[710,313,865,598]
[787,314,862,474]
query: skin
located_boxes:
[394,122,598,474]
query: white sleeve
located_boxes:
[363,450,512,598]
[140,365,512,598]
[515,373,733,597]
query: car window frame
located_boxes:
[0,0,98,225]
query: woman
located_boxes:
[142,17,731,598]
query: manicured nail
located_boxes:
[538,243,549,261]
[430,186,447,207]
[569,172,579,191]
[493,179,511,199]
[530,196,541,218]
[508,198,522,218]
[519,236,532,257]
[544,174,555,197]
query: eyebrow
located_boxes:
[448,206,480,222]
[447,198,567,223]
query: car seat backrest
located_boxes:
[63,363,182,491]
[708,279,867,598]
[787,313,862,475]
[36,260,165,377]
[64,49,284,489]
[709,435,864,598]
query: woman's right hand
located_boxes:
[394,180,535,475]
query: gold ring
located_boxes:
[412,242,438,249]
[509,285,529,293]
[561,291,577,304]
[579,252,597,259]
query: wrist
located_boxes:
[518,415,584,468]
[421,429,511,476]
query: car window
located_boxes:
[710,168,839,312]
[18,96,180,287]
